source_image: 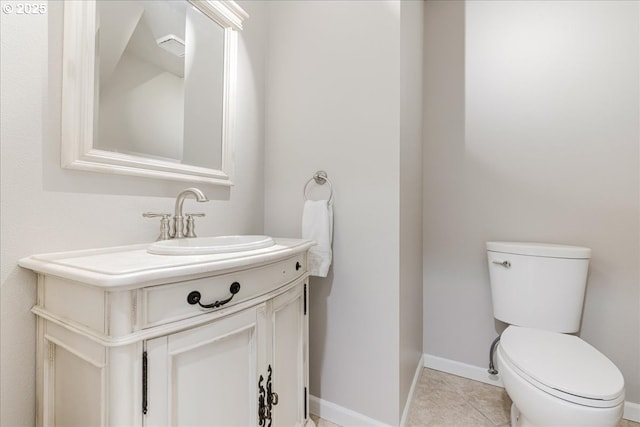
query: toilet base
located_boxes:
[510,403,519,427]
[509,400,623,427]
[510,403,538,427]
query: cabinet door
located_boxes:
[270,281,308,427]
[145,304,267,427]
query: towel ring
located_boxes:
[303,171,334,204]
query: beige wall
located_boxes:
[0,1,268,425]
[263,1,422,424]
[399,0,425,419]
[423,0,640,406]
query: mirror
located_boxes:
[60,0,248,185]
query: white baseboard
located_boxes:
[624,401,640,423]
[310,354,424,427]
[309,395,391,427]
[400,354,425,426]
[423,353,640,423]
[423,353,503,387]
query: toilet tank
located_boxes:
[486,242,591,333]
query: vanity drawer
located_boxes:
[141,254,305,328]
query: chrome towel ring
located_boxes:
[303,170,334,204]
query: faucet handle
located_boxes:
[185,213,205,238]
[143,212,172,241]
[143,212,171,218]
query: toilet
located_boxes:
[487,241,625,427]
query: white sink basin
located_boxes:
[148,235,275,255]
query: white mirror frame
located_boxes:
[61,0,248,185]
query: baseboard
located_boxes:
[309,355,424,427]
[423,353,640,423]
[423,353,503,387]
[309,395,391,427]
[624,401,640,423]
[400,354,425,426]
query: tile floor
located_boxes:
[312,368,640,427]
[406,368,511,426]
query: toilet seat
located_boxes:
[499,326,625,408]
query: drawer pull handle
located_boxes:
[187,282,241,309]
[295,261,302,271]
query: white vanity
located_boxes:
[19,238,314,426]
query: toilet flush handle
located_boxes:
[492,260,511,268]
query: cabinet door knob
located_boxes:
[187,282,241,309]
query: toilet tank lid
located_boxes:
[486,241,591,259]
[500,326,624,401]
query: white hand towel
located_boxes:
[302,199,333,277]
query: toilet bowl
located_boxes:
[497,326,624,427]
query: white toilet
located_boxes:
[487,241,625,427]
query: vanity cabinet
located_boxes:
[19,239,314,427]
[145,282,307,426]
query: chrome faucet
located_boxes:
[172,188,209,238]
[143,188,209,240]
